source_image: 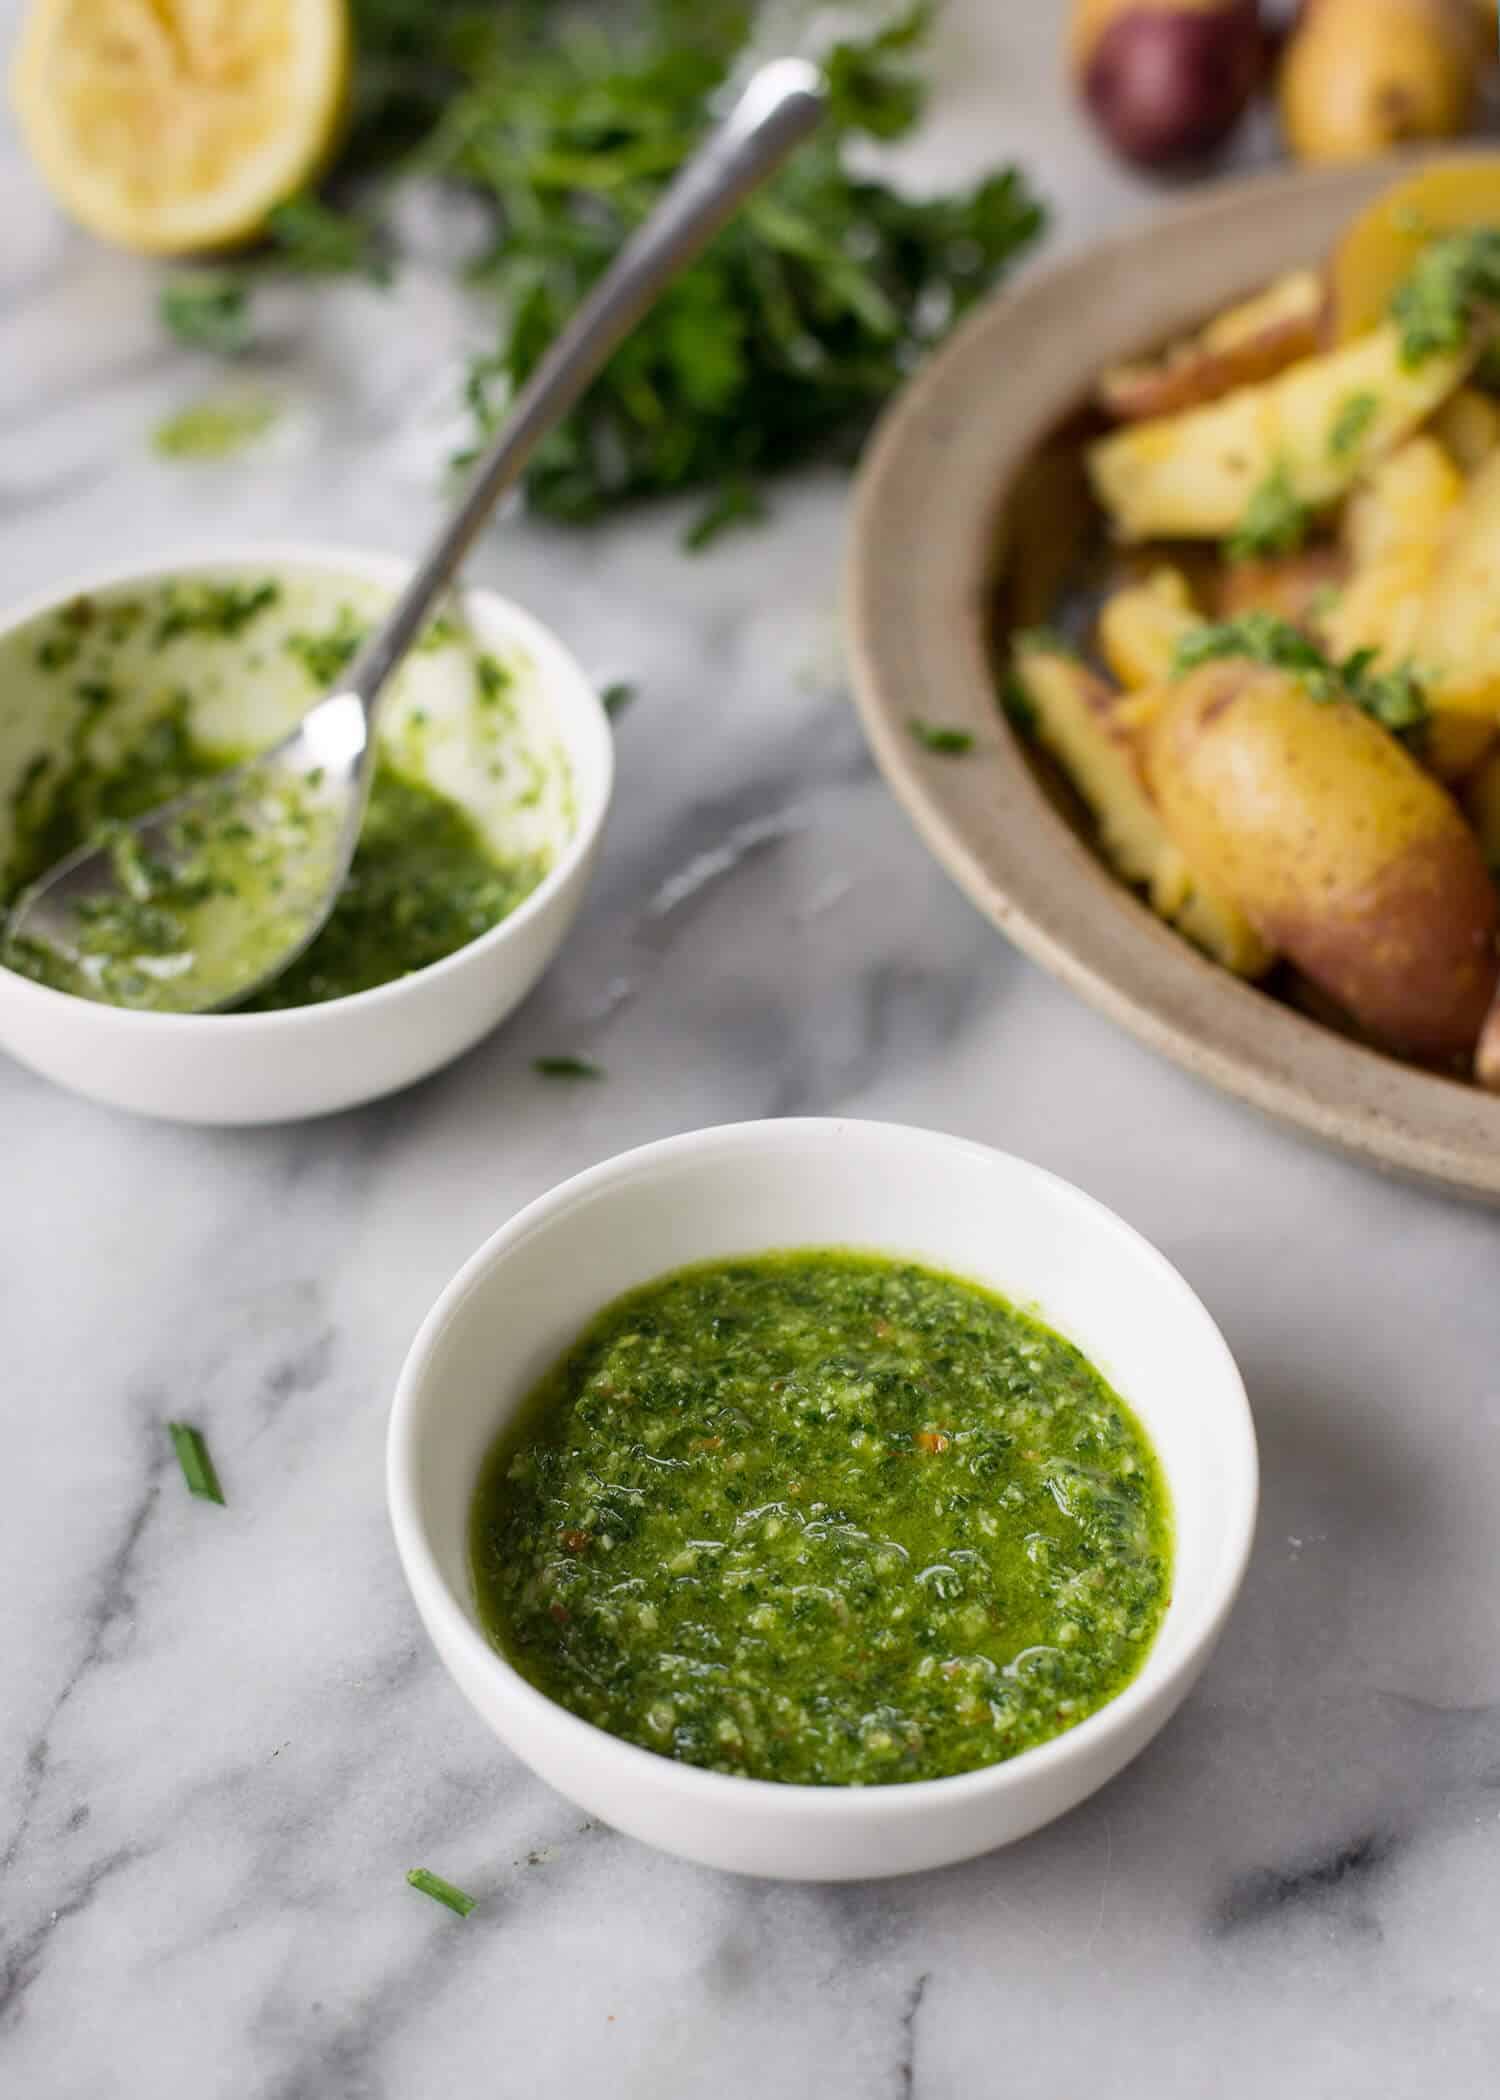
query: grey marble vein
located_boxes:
[4,5,1500,2097]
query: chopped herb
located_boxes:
[534,1056,605,1080]
[74,681,116,712]
[168,1422,225,1505]
[682,477,767,553]
[600,682,636,721]
[154,580,281,646]
[406,1868,477,1917]
[1226,465,1309,563]
[1171,613,1429,736]
[1391,228,1500,367]
[266,194,389,280]
[153,0,1044,532]
[36,631,81,673]
[284,606,366,688]
[160,272,254,354]
[475,654,512,705]
[417,612,462,652]
[153,392,278,461]
[1327,391,1379,460]
[907,718,974,756]
[1000,671,1037,735]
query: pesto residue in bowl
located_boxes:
[470,1251,1172,1787]
[0,573,572,1011]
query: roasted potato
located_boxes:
[1415,449,1500,715]
[1015,642,1272,975]
[1096,271,1325,423]
[1329,155,1500,342]
[1087,324,1471,543]
[1431,388,1500,474]
[1280,0,1478,169]
[1097,566,1200,688]
[1325,435,1462,666]
[1144,659,1499,1056]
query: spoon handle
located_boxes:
[343,56,826,710]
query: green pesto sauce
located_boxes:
[471,1251,1172,1788]
[1,582,554,1012]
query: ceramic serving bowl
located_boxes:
[0,544,613,1124]
[847,151,1500,1202]
[388,1117,1257,1881]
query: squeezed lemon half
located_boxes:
[11,0,350,255]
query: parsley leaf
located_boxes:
[156,0,1045,533]
[1226,465,1310,563]
[907,719,974,756]
[1392,228,1500,367]
[1327,391,1378,460]
[1171,614,1429,738]
[160,273,254,355]
[534,1056,605,1079]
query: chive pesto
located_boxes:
[0,571,573,1011]
[471,1251,1172,1787]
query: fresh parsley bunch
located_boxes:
[160,1,1045,543]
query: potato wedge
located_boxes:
[1087,323,1470,543]
[1431,386,1500,473]
[1326,435,1463,664]
[1329,154,1500,343]
[1415,448,1500,715]
[1144,658,1499,1056]
[1015,642,1272,975]
[1097,566,1200,688]
[1096,270,1325,422]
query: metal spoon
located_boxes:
[7,58,825,1015]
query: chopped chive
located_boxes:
[600,682,636,721]
[533,1056,605,1080]
[167,1422,224,1505]
[407,1868,477,1917]
[906,718,974,756]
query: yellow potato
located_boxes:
[1431,388,1500,475]
[1144,659,1499,1055]
[1097,567,1200,688]
[1415,449,1500,715]
[1325,435,1461,672]
[1096,270,1325,422]
[1329,154,1500,342]
[1087,323,1469,543]
[1015,643,1272,975]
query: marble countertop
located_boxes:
[4,9,1499,2096]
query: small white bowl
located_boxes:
[388,1119,1257,1881]
[0,545,613,1124]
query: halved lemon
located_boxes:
[11,0,350,256]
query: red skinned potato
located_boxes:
[1097,270,1325,422]
[1071,0,1262,168]
[1145,660,1500,1059]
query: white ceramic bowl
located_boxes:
[0,544,613,1124]
[388,1118,1257,1881]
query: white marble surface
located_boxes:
[4,9,1500,2097]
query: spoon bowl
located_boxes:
[0,545,613,1123]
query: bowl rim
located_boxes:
[387,1115,1259,1817]
[0,540,615,1032]
[845,150,1500,1202]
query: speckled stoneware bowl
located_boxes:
[847,153,1500,1203]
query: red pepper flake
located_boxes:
[915,1430,950,1454]
[548,1603,571,1624]
[690,1436,723,1452]
[559,1529,592,1554]
[873,1319,893,1339]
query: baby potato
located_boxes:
[1145,661,1499,1056]
[1280,0,1478,168]
[1329,156,1500,342]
